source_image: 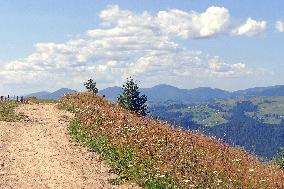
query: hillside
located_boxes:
[149,96,284,159]
[60,93,284,188]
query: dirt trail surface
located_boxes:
[0,104,139,189]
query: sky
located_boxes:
[0,0,284,95]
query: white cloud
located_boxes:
[232,18,267,36]
[207,56,250,77]
[0,5,263,93]
[156,6,230,38]
[92,5,230,39]
[276,21,284,32]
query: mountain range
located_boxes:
[25,88,76,100]
[99,84,284,103]
[27,84,284,101]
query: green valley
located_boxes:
[149,96,284,159]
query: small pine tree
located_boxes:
[84,79,98,94]
[117,77,148,116]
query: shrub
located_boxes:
[84,79,98,94]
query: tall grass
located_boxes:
[68,118,179,188]
[60,92,284,188]
[0,101,27,122]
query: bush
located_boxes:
[84,79,98,94]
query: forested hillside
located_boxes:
[149,96,284,159]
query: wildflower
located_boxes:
[232,158,241,162]
[217,179,222,183]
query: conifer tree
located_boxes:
[117,77,148,116]
[84,79,98,94]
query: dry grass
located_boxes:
[60,92,284,188]
[0,101,27,122]
[26,97,57,104]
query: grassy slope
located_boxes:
[0,101,26,122]
[60,93,284,189]
[217,96,284,125]
[184,105,228,127]
[249,96,284,124]
[164,96,284,127]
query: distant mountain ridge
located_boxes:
[99,84,284,103]
[233,85,284,96]
[99,84,228,103]
[25,91,51,98]
[26,84,284,101]
[25,88,76,99]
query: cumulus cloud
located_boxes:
[232,18,267,36]
[207,57,251,77]
[156,6,230,38]
[0,5,263,92]
[275,21,284,32]
[88,5,231,40]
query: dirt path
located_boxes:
[0,104,139,189]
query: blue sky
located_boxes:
[0,0,283,94]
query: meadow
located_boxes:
[60,92,284,188]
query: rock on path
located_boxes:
[0,104,139,189]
